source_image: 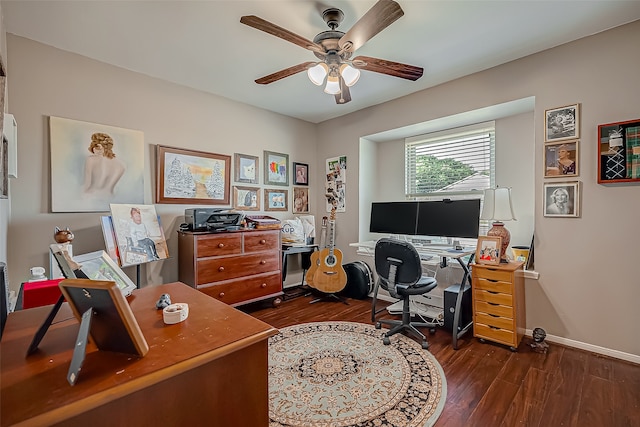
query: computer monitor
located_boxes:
[369,202,419,235]
[416,199,481,239]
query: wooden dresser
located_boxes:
[178,229,283,306]
[472,261,525,351]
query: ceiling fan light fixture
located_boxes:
[340,64,360,87]
[307,63,328,85]
[324,75,341,95]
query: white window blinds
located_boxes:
[405,121,495,199]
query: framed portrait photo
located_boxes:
[234,153,259,184]
[264,150,289,186]
[544,103,580,142]
[543,181,580,218]
[233,186,260,211]
[265,188,288,211]
[293,162,309,185]
[292,187,309,213]
[476,236,502,265]
[156,145,230,205]
[544,140,579,178]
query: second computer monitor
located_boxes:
[416,199,481,239]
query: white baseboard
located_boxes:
[524,329,640,365]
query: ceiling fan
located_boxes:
[240,0,423,104]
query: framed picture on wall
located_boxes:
[292,187,309,213]
[233,186,260,211]
[264,188,288,211]
[544,103,580,142]
[543,181,580,218]
[234,153,259,184]
[264,151,289,186]
[293,162,309,185]
[544,140,579,178]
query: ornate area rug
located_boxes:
[268,321,447,427]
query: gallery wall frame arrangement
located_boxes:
[234,153,259,184]
[293,162,309,185]
[156,145,231,205]
[544,140,579,178]
[264,150,289,186]
[264,188,288,212]
[49,116,145,212]
[233,186,260,211]
[544,103,580,143]
[292,187,309,213]
[597,118,640,184]
[543,181,581,218]
[476,236,502,265]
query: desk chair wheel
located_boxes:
[421,340,429,350]
[383,336,391,345]
[430,328,436,334]
[375,322,382,329]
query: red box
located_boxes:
[22,279,64,309]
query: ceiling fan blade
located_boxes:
[240,15,324,53]
[353,55,423,81]
[338,0,404,53]
[255,62,316,85]
[335,77,351,104]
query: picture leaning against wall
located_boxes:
[110,204,169,267]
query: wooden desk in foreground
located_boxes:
[1,282,278,427]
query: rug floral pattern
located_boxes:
[268,321,446,427]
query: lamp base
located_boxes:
[487,222,510,263]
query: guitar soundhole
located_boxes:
[324,255,336,267]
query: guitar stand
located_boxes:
[309,292,349,305]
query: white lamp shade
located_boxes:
[307,63,328,86]
[324,76,341,95]
[340,64,360,87]
[480,187,516,221]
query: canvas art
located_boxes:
[49,116,144,212]
[109,204,169,267]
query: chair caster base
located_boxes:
[375,322,382,329]
[429,328,436,334]
[421,341,429,350]
[383,336,391,345]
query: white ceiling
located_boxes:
[3,1,640,124]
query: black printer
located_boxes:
[184,208,243,232]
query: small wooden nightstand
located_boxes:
[472,261,525,351]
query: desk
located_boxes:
[1,282,278,427]
[350,240,475,350]
[282,244,318,286]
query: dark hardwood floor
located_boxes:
[243,290,640,427]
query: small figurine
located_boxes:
[54,227,75,244]
[530,327,549,353]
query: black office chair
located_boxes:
[371,238,438,349]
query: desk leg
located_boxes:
[282,253,288,283]
[451,255,474,350]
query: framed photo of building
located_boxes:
[544,140,579,178]
[543,181,580,218]
[544,104,580,142]
[264,150,289,186]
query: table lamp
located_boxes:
[480,187,516,263]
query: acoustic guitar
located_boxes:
[305,216,326,287]
[309,206,347,294]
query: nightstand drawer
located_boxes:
[474,323,515,345]
[474,300,514,318]
[475,278,513,294]
[475,312,513,330]
[474,289,513,307]
[475,267,512,282]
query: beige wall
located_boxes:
[4,20,640,359]
[315,21,640,359]
[5,34,317,290]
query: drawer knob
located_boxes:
[261,283,267,288]
[260,260,266,265]
[218,243,225,248]
[219,292,225,297]
[218,266,225,272]
[260,239,266,244]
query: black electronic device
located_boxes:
[184,208,243,232]
[444,283,472,333]
[369,202,418,235]
[416,199,481,239]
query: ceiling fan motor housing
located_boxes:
[322,8,344,30]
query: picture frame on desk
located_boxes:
[73,250,137,297]
[476,236,502,265]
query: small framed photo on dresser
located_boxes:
[476,236,502,265]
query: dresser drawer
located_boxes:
[475,312,513,330]
[197,234,242,258]
[244,231,280,253]
[474,323,515,346]
[474,289,513,307]
[196,252,280,285]
[198,271,282,305]
[475,278,513,294]
[474,300,514,318]
[475,267,512,282]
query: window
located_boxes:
[405,121,495,198]
[405,121,495,238]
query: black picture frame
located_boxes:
[293,162,309,186]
